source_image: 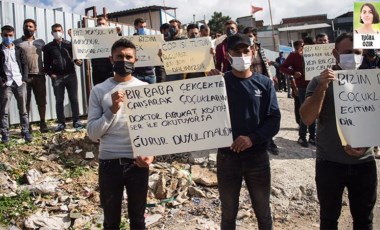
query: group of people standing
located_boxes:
[2,13,379,230]
[0,19,84,143]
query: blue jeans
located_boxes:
[165,73,183,82]
[134,74,156,84]
[316,158,377,230]
[99,158,149,230]
[51,73,80,124]
[298,87,316,139]
[217,149,272,230]
[0,82,29,133]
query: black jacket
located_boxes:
[43,39,76,76]
[0,45,28,83]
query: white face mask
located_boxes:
[229,54,252,71]
[53,31,63,40]
[338,54,363,70]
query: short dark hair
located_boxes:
[293,40,303,48]
[23,19,36,27]
[169,19,182,27]
[303,36,314,45]
[316,33,327,40]
[360,3,380,24]
[224,20,237,26]
[1,25,14,33]
[97,16,107,23]
[200,24,209,31]
[335,33,353,48]
[111,38,136,56]
[51,23,62,31]
[160,23,170,33]
[242,26,257,36]
[134,18,146,27]
[186,23,199,32]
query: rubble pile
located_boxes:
[0,130,323,229]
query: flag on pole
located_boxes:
[251,5,263,14]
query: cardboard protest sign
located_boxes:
[72,27,119,59]
[161,37,215,75]
[303,44,335,80]
[123,35,164,67]
[353,1,380,49]
[123,75,233,157]
[333,69,380,147]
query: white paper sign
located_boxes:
[354,33,380,49]
[72,28,119,59]
[123,35,164,67]
[303,44,335,80]
[124,75,233,157]
[161,37,215,75]
[333,69,380,147]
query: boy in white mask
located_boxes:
[209,33,281,230]
[300,33,376,229]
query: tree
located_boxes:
[208,12,231,34]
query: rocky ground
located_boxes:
[0,92,379,230]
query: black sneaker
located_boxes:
[73,121,84,130]
[297,137,309,147]
[1,132,9,144]
[40,121,49,133]
[55,123,66,132]
[268,142,279,155]
[308,138,316,146]
[22,131,33,142]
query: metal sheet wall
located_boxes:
[0,1,85,125]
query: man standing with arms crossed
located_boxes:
[14,19,48,133]
[300,33,377,229]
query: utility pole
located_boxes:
[268,0,276,51]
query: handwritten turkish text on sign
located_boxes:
[333,69,380,147]
[72,28,119,59]
[124,75,233,157]
[124,35,164,67]
[161,37,215,75]
[304,43,335,80]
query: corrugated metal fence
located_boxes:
[0,1,160,125]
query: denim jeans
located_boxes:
[217,149,272,230]
[165,73,183,82]
[298,87,316,139]
[0,82,29,133]
[51,73,80,124]
[316,158,377,230]
[134,74,156,84]
[99,158,149,230]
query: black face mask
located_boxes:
[169,26,177,37]
[23,28,34,37]
[113,61,134,77]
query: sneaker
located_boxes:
[297,137,309,147]
[73,121,84,129]
[55,123,66,132]
[40,121,49,133]
[1,132,9,144]
[268,142,279,155]
[308,138,316,146]
[22,131,33,142]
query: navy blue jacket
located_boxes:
[221,71,281,153]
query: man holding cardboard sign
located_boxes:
[87,38,154,229]
[210,33,281,230]
[300,33,377,229]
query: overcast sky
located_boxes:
[9,0,355,25]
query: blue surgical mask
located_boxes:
[137,28,146,35]
[339,54,363,70]
[227,28,236,37]
[2,37,14,46]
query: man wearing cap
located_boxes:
[209,33,281,230]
